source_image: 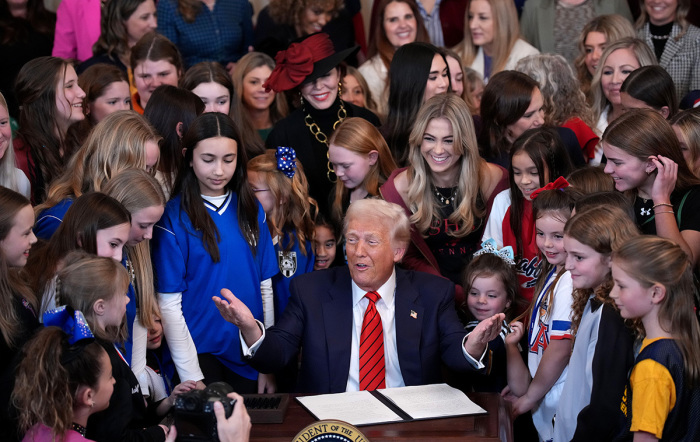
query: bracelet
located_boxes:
[655,210,675,214]
[652,203,673,209]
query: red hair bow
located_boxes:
[530,176,569,200]
[263,34,335,92]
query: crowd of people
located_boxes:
[1,0,700,441]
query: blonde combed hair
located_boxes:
[57,251,131,343]
[104,168,166,330]
[454,0,520,76]
[407,94,486,238]
[36,111,161,216]
[590,38,656,123]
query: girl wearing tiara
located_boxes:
[457,240,519,393]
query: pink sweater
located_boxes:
[52,0,101,61]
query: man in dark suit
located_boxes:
[214,199,504,393]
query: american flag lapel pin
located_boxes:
[410,310,417,319]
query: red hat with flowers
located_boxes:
[263,33,359,93]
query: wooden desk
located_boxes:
[249,392,513,441]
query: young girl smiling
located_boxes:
[504,184,576,441]
[554,206,639,441]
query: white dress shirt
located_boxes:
[242,269,487,391]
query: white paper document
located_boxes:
[379,383,486,419]
[296,390,403,426]
[296,383,486,426]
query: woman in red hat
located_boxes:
[264,33,381,218]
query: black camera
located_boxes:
[173,382,236,441]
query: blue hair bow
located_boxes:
[43,306,95,345]
[473,238,516,265]
[276,146,297,178]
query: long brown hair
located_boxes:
[602,109,700,194]
[613,235,700,387]
[328,118,397,223]
[367,0,429,71]
[564,206,639,335]
[24,193,131,306]
[175,113,260,260]
[93,0,150,61]
[15,57,74,203]
[231,52,289,158]
[0,188,37,348]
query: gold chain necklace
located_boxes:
[304,100,347,183]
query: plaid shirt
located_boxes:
[157,0,254,69]
[639,22,700,99]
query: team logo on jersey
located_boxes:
[278,250,297,278]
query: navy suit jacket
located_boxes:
[248,266,475,393]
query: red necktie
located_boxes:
[359,291,386,391]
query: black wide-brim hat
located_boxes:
[263,32,360,92]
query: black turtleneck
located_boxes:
[649,21,674,61]
[266,97,380,218]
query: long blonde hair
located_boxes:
[247,151,317,255]
[454,0,520,76]
[613,235,700,387]
[406,94,486,238]
[36,111,160,216]
[328,118,397,224]
[590,38,656,123]
[104,169,165,330]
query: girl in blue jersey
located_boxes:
[247,147,316,324]
[104,168,166,394]
[610,236,700,441]
[152,112,278,393]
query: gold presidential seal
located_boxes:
[293,420,369,442]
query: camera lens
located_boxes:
[182,396,199,411]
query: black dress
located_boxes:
[0,295,39,442]
[266,98,380,218]
[86,340,166,442]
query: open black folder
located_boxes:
[296,383,486,426]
